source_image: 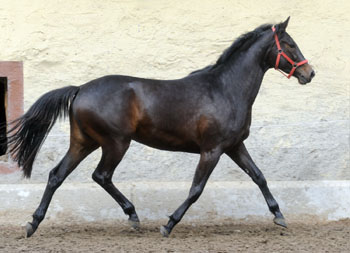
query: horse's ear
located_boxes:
[279,16,290,32]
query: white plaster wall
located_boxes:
[1,0,348,183]
[0,0,349,222]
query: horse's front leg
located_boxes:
[160,147,222,237]
[226,142,287,228]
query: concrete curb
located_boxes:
[0,181,349,225]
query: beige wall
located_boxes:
[0,0,349,183]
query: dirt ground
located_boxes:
[0,219,349,253]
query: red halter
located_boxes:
[271,26,308,79]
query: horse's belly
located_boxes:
[132,130,200,154]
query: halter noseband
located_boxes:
[271,26,308,79]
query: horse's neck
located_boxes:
[219,37,271,107]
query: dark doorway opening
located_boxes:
[0,77,7,156]
[0,61,23,173]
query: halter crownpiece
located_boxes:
[271,26,308,79]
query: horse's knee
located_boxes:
[92,171,111,185]
[92,171,103,184]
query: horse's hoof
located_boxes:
[25,222,36,238]
[274,217,287,228]
[160,225,170,238]
[128,219,140,230]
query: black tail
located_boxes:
[5,86,80,178]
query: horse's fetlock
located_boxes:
[270,203,280,213]
[33,213,44,223]
[124,204,135,215]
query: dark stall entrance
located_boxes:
[0,77,8,156]
[0,61,23,173]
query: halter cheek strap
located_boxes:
[271,26,308,79]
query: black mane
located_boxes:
[190,23,273,75]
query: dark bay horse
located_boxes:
[4,17,315,238]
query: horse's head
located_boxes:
[268,17,315,84]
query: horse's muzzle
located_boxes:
[296,65,315,85]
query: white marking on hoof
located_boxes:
[160,225,169,237]
[128,219,140,230]
[25,222,34,238]
[274,217,287,228]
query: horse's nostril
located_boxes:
[310,70,315,79]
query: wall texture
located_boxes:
[0,0,349,222]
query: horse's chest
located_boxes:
[225,111,252,142]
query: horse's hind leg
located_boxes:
[26,139,97,237]
[92,138,140,228]
[226,142,286,228]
